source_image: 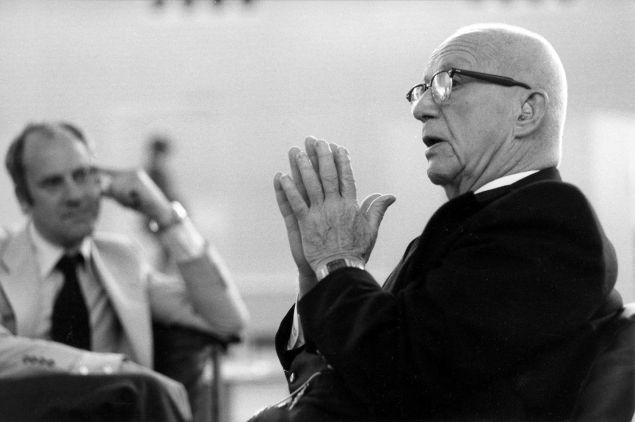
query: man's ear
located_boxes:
[15,188,32,214]
[515,90,548,137]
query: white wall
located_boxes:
[0,0,633,336]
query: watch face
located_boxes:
[316,258,365,281]
[326,259,349,273]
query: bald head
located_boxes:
[439,23,568,148]
[412,24,569,198]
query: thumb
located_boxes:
[366,194,396,230]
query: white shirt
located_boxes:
[287,169,541,350]
[28,217,206,353]
[474,170,539,194]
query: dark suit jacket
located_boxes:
[276,168,623,421]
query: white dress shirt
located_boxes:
[474,170,539,194]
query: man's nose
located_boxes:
[63,180,85,201]
[411,90,437,123]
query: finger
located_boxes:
[275,172,307,232]
[304,136,319,172]
[93,166,115,192]
[360,193,382,214]
[274,173,303,234]
[294,149,325,206]
[94,166,118,177]
[274,172,295,218]
[273,173,300,237]
[278,173,310,218]
[98,174,113,195]
[328,142,342,189]
[366,194,397,230]
[288,147,309,204]
[334,146,356,200]
[314,139,339,198]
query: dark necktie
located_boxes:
[51,254,91,350]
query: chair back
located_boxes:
[569,303,635,422]
[153,323,239,422]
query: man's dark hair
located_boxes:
[5,121,89,205]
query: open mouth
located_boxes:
[423,136,446,147]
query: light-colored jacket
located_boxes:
[0,225,247,376]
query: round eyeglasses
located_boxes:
[406,67,531,104]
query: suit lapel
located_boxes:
[0,227,44,336]
[90,245,152,367]
[384,193,482,292]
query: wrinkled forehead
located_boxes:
[423,33,493,81]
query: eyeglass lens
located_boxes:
[408,86,423,103]
[431,71,452,103]
[409,71,453,104]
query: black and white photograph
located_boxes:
[0,1,633,421]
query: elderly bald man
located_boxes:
[250,24,623,421]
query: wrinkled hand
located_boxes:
[98,168,173,225]
[274,138,324,281]
[275,137,396,276]
[120,359,192,421]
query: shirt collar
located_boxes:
[474,170,540,194]
[28,220,92,278]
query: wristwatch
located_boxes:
[315,257,365,282]
[148,201,188,233]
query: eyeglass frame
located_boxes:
[406,67,532,104]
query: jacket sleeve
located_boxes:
[0,324,126,378]
[146,242,249,340]
[297,182,620,414]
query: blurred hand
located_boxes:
[276,137,396,282]
[98,168,173,225]
[120,359,192,421]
